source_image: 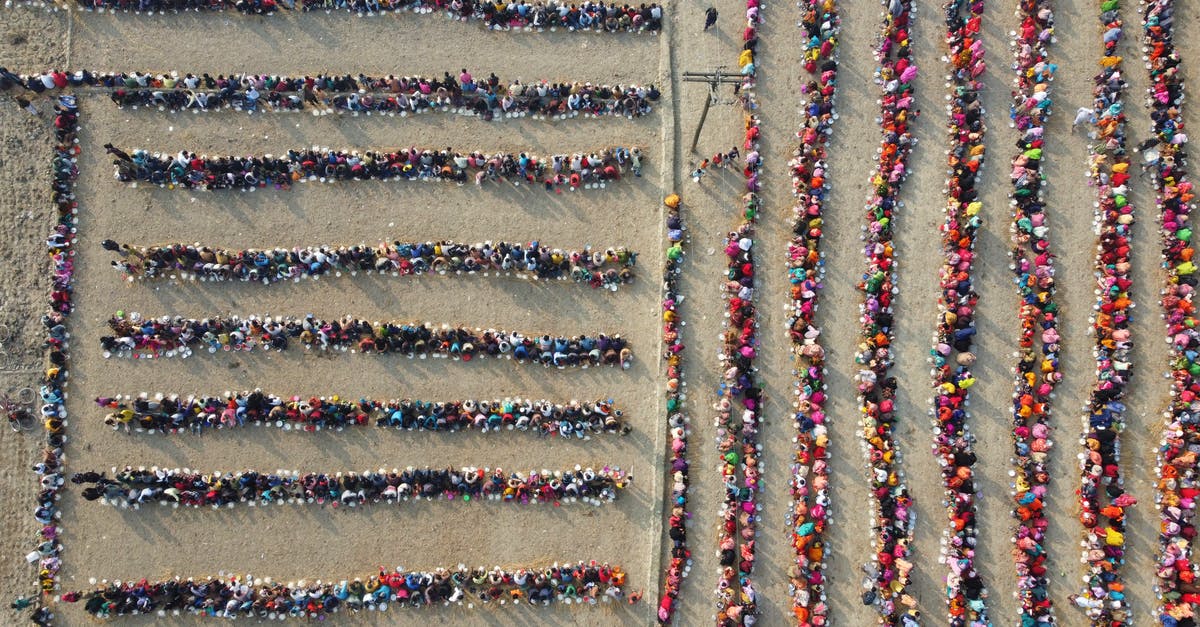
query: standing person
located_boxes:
[1073,106,1096,129]
[704,7,718,31]
[16,95,37,115]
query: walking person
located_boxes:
[103,143,133,162]
[704,6,718,31]
[16,95,37,115]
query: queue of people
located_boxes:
[1144,1,1200,624]
[110,145,642,191]
[47,99,80,317]
[656,193,691,625]
[97,392,628,436]
[929,0,988,624]
[109,71,658,119]
[787,1,838,625]
[106,241,637,290]
[0,67,86,92]
[1007,0,1060,621]
[66,0,664,32]
[72,465,631,508]
[1073,2,1136,622]
[713,4,762,625]
[854,0,918,622]
[3,68,660,121]
[100,313,633,367]
[25,94,84,625]
[69,561,633,619]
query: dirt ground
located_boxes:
[0,5,66,619]
[0,0,1198,625]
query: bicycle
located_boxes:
[1,387,37,432]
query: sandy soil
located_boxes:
[0,0,1197,625]
[0,5,66,616]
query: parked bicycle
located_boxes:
[2,388,37,432]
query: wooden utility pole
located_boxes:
[682,69,743,153]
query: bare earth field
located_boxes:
[0,5,66,617]
[0,0,1199,625]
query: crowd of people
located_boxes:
[69,561,634,619]
[1007,0,1060,621]
[65,0,663,31]
[712,4,761,625]
[1144,1,1200,624]
[853,0,918,622]
[110,145,642,192]
[108,71,658,119]
[4,61,650,622]
[72,465,630,507]
[24,93,84,626]
[656,192,690,624]
[97,392,628,436]
[8,13,1187,627]
[929,0,988,624]
[100,313,633,367]
[786,0,837,625]
[107,241,637,289]
[1074,1,1137,621]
